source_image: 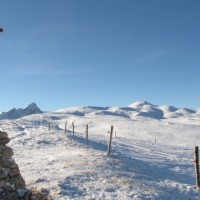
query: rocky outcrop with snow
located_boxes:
[0,103,42,120]
[0,131,30,199]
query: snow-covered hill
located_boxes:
[0,100,200,199]
[56,100,197,120]
[0,103,42,120]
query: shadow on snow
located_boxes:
[63,130,197,199]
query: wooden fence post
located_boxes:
[85,124,88,145]
[48,122,50,131]
[194,146,200,189]
[108,125,113,155]
[72,122,75,136]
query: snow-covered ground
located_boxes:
[1,101,200,199]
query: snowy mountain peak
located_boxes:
[25,102,41,113]
[0,103,43,120]
[128,100,155,108]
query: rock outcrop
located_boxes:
[0,102,43,120]
[0,131,29,200]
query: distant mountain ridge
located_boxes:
[128,100,197,119]
[56,101,200,120]
[0,101,198,120]
[0,103,42,120]
[56,100,198,120]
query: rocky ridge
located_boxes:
[0,103,42,120]
[0,131,29,199]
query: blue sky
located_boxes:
[0,0,200,111]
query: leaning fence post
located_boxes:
[108,125,113,155]
[194,146,200,189]
[85,124,88,145]
[48,122,51,131]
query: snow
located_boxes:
[0,101,200,199]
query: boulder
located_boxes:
[0,132,8,139]
[0,131,27,199]
[0,138,10,145]
[0,146,14,158]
